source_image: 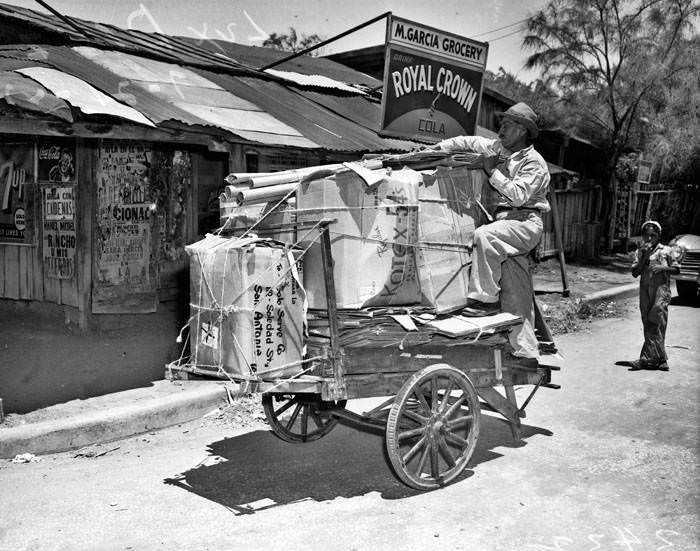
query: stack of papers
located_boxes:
[307,308,436,348]
[307,309,521,348]
[427,312,521,338]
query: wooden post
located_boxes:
[549,188,570,297]
[554,137,570,296]
[76,138,94,330]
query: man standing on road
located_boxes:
[431,102,551,359]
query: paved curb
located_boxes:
[581,282,639,305]
[0,381,231,459]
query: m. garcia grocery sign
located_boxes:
[380,15,488,142]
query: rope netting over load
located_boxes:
[172,151,501,382]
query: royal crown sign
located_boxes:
[380,15,488,142]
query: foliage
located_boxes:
[524,0,699,172]
[262,27,323,55]
[485,67,589,136]
[523,0,699,249]
[615,151,641,183]
[540,297,627,335]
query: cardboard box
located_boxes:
[297,167,422,309]
[186,236,304,379]
[220,200,297,243]
[417,166,488,313]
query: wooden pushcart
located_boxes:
[206,219,561,491]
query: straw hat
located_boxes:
[496,102,540,139]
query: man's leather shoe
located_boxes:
[461,300,500,317]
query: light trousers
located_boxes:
[468,212,543,359]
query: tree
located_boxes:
[485,67,569,130]
[262,27,323,55]
[523,0,699,247]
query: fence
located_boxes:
[541,185,603,259]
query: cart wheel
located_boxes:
[262,393,347,443]
[386,364,481,490]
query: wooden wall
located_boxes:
[0,242,79,306]
[0,136,78,306]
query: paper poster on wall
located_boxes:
[93,141,158,313]
[0,142,35,244]
[42,185,76,279]
[38,140,76,183]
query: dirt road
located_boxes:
[1,296,698,551]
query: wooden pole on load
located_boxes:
[318,219,346,401]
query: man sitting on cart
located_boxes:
[430,102,550,360]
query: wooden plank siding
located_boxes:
[541,186,602,258]
[2,245,20,299]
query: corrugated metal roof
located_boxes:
[1,44,414,152]
[203,72,416,152]
[73,46,317,147]
[0,69,73,121]
[0,3,252,75]
[0,2,432,153]
[16,66,155,126]
[170,37,381,91]
[0,4,382,96]
[264,68,366,94]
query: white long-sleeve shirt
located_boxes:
[436,136,551,212]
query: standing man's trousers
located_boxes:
[639,276,671,365]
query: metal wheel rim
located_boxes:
[262,393,346,443]
[386,364,481,490]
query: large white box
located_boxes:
[187,236,304,379]
[417,166,487,313]
[296,167,422,309]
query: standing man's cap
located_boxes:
[496,102,539,139]
[641,220,662,233]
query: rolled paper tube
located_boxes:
[224,159,385,190]
[223,184,250,200]
[235,182,299,206]
[224,172,274,184]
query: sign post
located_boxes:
[380,15,488,142]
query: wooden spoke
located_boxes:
[438,380,455,413]
[444,394,468,419]
[386,364,481,490]
[403,435,428,464]
[438,436,456,468]
[274,396,298,417]
[447,414,473,430]
[416,443,430,477]
[402,408,429,425]
[430,439,439,479]
[430,376,439,412]
[413,387,432,415]
[398,426,425,441]
[285,403,303,431]
[444,432,470,448]
[300,405,309,439]
[262,394,346,443]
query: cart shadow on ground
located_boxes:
[164,413,552,515]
